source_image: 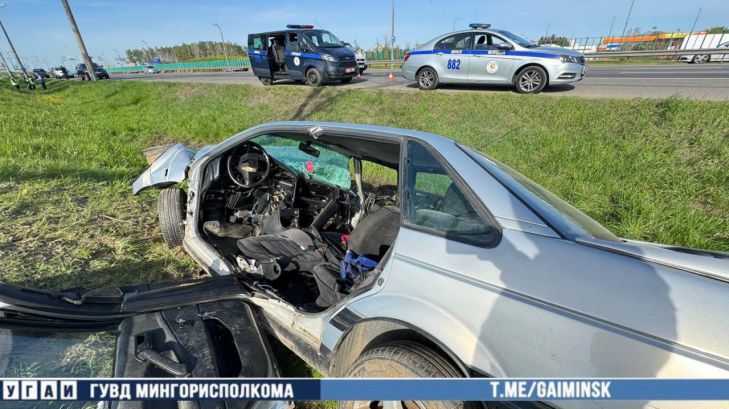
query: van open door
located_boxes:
[0,276,280,409]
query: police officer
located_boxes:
[26,75,36,90]
[34,71,47,90]
[9,76,20,91]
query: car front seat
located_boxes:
[312,206,401,308]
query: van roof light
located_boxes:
[287,24,315,29]
[469,23,491,29]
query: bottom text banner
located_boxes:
[2,378,729,401]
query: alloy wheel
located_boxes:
[519,69,542,92]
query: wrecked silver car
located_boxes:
[3,121,728,409]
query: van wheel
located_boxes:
[259,77,273,86]
[306,68,322,87]
[158,188,186,248]
[514,66,547,94]
[339,341,475,409]
[417,67,438,90]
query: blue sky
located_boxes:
[1,0,728,68]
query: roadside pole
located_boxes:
[60,0,96,81]
[213,23,230,67]
[0,20,28,78]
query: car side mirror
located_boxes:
[497,43,513,51]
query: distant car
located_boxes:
[343,42,368,74]
[144,65,161,74]
[75,63,110,80]
[50,66,71,79]
[402,23,586,93]
[677,41,729,64]
[32,68,50,79]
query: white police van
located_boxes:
[248,25,358,87]
[402,24,586,93]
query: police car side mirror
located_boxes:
[497,43,513,51]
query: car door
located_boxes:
[248,33,271,78]
[0,276,278,409]
[432,33,473,83]
[468,33,515,83]
[284,32,306,80]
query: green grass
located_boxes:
[0,79,727,292]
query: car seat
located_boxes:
[312,206,401,308]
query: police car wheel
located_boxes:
[306,68,322,87]
[515,66,547,94]
[416,67,438,90]
[692,55,709,64]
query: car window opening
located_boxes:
[198,133,401,312]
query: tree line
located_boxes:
[125,41,246,64]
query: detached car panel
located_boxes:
[0,277,281,409]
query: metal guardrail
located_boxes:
[584,48,729,58]
[107,58,249,73]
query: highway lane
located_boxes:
[111,64,729,100]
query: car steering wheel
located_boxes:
[226,142,272,189]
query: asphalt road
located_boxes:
[111,64,729,100]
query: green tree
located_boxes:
[538,34,570,46]
[705,26,729,34]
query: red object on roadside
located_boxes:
[306,161,314,172]
[341,234,351,246]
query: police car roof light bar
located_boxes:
[469,23,491,29]
[287,25,315,29]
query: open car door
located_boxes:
[0,276,279,409]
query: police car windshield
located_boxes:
[491,30,537,48]
[304,30,344,48]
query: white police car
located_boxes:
[402,24,586,93]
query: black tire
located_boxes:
[259,77,273,86]
[158,188,186,248]
[416,67,438,90]
[340,341,474,409]
[514,66,548,94]
[692,55,709,64]
[341,77,353,84]
[305,68,322,87]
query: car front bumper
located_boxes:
[549,62,587,84]
[324,61,358,80]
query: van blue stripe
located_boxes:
[409,49,559,59]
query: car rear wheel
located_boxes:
[692,55,709,64]
[341,77,353,84]
[417,67,438,90]
[158,188,186,248]
[259,77,273,86]
[514,66,547,94]
[339,341,475,409]
[306,68,322,87]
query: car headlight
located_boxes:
[559,55,580,64]
[321,54,336,62]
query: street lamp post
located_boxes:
[0,3,29,78]
[60,0,96,80]
[213,23,230,67]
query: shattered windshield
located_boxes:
[253,135,352,189]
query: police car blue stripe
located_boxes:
[409,49,559,59]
